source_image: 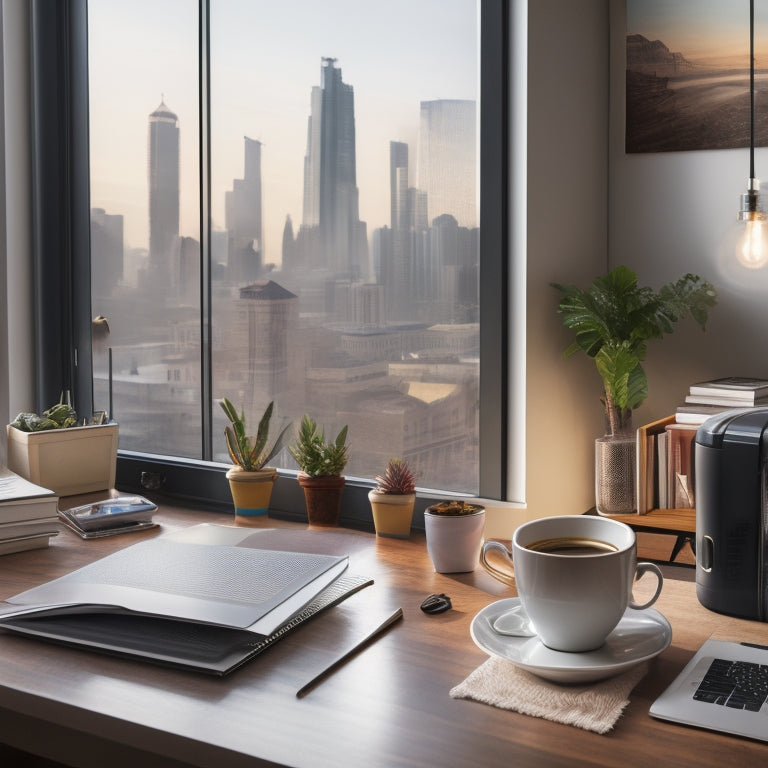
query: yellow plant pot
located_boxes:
[226,466,277,524]
[368,490,416,539]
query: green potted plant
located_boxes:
[7,396,119,496]
[552,266,717,513]
[368,457,417,539]
[289,415,349,526]
[423,500,486,573]
[219,398,291,523]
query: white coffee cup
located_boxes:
[483,515,663,653]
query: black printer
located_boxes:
[695,407,768,620]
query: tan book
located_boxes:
[636,415,674,514]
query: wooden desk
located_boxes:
[0,503,767,768]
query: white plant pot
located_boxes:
[424,506,485,573]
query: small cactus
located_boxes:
[375,458,416,495]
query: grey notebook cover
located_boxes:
[0,524,372,674]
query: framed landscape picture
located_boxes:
[626,0,768,153]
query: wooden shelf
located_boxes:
[602,508,696,564]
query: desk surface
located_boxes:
[0,502,767,768]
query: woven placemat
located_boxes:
[450,657,648,734]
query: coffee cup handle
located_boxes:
[629,562,663,610]
[481,540,516,587]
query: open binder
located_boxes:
[0,524,372,675]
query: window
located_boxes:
[37,0,507,512]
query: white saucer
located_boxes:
[470,597,672,684]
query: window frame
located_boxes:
[32,0,510,526]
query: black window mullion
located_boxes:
[199,0,214,461]
[29,0,93,418]
[479,0,509,500]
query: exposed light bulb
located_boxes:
[736,179,768,269]
[736,213,768,268]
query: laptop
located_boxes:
[650,638,768,742]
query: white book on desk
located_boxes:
[0,465,58,523]
[0,524,372,674]
[0,516,60,541]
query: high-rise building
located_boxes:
[299,57,367,279]
[417,100,477,228]
[390,141,409,231]
[385,140,410,318]
[90,207,124,298]
[226,136,264,283]
[236,280,299,406]
[147,99,180,281]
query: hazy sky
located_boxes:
[627,0,768,68]
[88,0,479,265]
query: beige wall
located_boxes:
[504,0,610,538]
[494,0,768,543]
[610,0,768,423]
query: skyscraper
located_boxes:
[237,280,299,405]
[147,99,180,281]
[300,58,367,279]
[386,140,410,318]
[226,136,264,283]
[90,207,124,298]
[417,100,477,228]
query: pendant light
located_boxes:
[736,0,768,268]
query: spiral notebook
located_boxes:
[0,524,372,674]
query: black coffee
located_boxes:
[525,536,618,556]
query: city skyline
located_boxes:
[87,1,482,492]
[88,0,479,266]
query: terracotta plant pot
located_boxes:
[368,490,416,539]
[424,503,485,573]
[298,473,345,526]
[226,466,277,524]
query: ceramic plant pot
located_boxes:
[226,466,278,524]
[595,435,636,515]
[298,473,345,526]
[424,503,485,573]
[368,490,416,539]
[6,421,119,496]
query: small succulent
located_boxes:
[219,397,291,472]
[11,398,79,432]
[289,415,349,478]
[374,457,416,495]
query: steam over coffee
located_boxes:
[525,536,619,556]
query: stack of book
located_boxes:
[637,416,697,514]
[0,466,59,555]
[676,377,768,425]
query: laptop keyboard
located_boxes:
[694,658,768,712]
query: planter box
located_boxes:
[6,422,118,496]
